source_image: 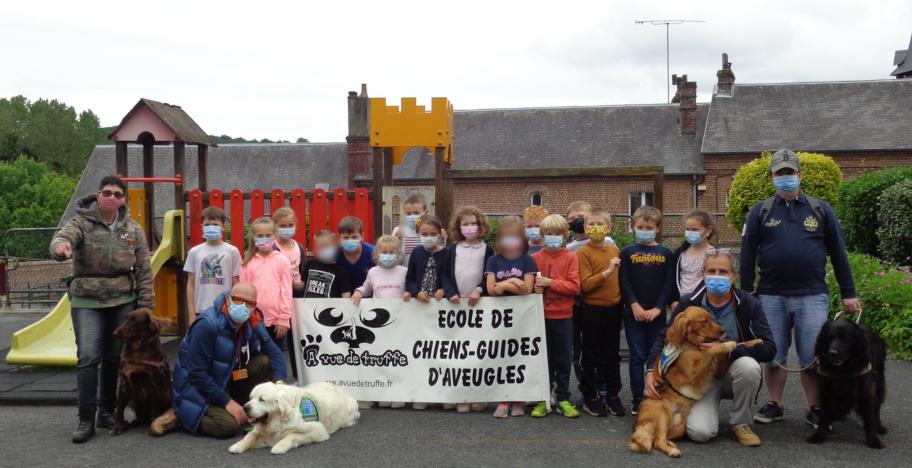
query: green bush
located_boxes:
[837,166,912,256]
[876,179,912,266]
[826,252,912,359]
[727,152,842,230]
[0,156,76,255]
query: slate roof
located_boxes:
[892,34,912,77]
[108,98,216,146]
[701,80,912,154]
[369,103,709,180]
[60,143,347,225]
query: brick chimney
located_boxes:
[716,53,735,95]
[671,74,697,136]
[346,83,370,187]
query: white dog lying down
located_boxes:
[229,381,360,455]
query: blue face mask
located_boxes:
[406,215,420,230]
[525,227,541,242]
[544,234,563,249]
[378,253,398,267]
[684,230,704,245]
[228,301,252,323]
[635,229,656,244]
[340,239,361,253]
[705,275,732,296]
[203,225,222,241]
[773,175,800,193]
[277,226,295,240]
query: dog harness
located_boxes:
[299,395,320,422]
[658,344,682,378]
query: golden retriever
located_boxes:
[629,306,761,457]
[228,381,360,455]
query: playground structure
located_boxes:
[4,95,416,367]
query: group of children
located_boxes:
[183,194,718,420]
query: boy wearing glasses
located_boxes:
[51,175,154,443]
[156,282,287,438]
[184,206,242,321]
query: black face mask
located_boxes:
[569,218,585,234]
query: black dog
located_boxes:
[807,318,887,448]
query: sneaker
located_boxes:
[582,396,607,417]
[456,403,471,413]
[753,401,784,424]
[72,419,95,444]
[731,424,762,447]
[631,399,642,416]
[412,403,428,410]
[510,402,525,417]
[149,408,177,437]
[556,400,580,418]
[96,408,116,429]
[805,406,832,430]
[493,403,510,419]
[390,402,406,409]
[606,397,626,417]
[531,401,549,418]
[470,403,488,412]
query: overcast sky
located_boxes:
[3,0,910,142]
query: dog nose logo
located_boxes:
[313,307,394,349]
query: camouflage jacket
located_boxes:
[50,194,154,308]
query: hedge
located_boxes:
[876,179,912,266]
[826,252,912,359]
[837,166,912,256]
[726,152,842,230]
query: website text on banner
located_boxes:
[292,296,550,404]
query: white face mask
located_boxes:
[420,235,439,249]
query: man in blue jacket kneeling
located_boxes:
[152,282,287,438]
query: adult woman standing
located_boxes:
[50,176,154,443]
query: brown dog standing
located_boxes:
[111,308,173,435]
[629,307,761,457]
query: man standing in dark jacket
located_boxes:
[740,150,859,429]
[645,251,776,447]
[152,283,286,438]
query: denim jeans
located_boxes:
[623,306,667,403]
[545,318,574,402]
[759,293,829,367]
[71,302,134,421]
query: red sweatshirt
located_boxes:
[531,248,581,319]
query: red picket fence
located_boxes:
[187,188,374,252]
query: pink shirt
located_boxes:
[356,265,407,299]
[240,250,292,327]
[276,240,303,282]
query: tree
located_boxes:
[876,179,912,266]
[0,155,76,236]
[726,152,842,230]
[0,96,106,175]
[296,137,309,143]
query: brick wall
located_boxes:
[346,136,371,188]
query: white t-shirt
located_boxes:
[184,242,242,313]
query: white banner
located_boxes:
[292,295,550,404]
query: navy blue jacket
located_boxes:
[441,242,494,298]
[647,286,777,368]
[405,245,449,296]
[171,292,287,433]
[740,193,856,298]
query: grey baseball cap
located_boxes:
[770,149,800,173]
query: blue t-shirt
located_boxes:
[484,254,538,296]
[337,242,374,290]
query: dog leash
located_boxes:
[772,308,863,373]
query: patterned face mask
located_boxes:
[585,225,609,243]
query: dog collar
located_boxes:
[815,361,873,379]
[299,395,320,422]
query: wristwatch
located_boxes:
[474,287,483,294]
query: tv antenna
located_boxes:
[635,19,705,102]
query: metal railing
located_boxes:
[1,227,69,308]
